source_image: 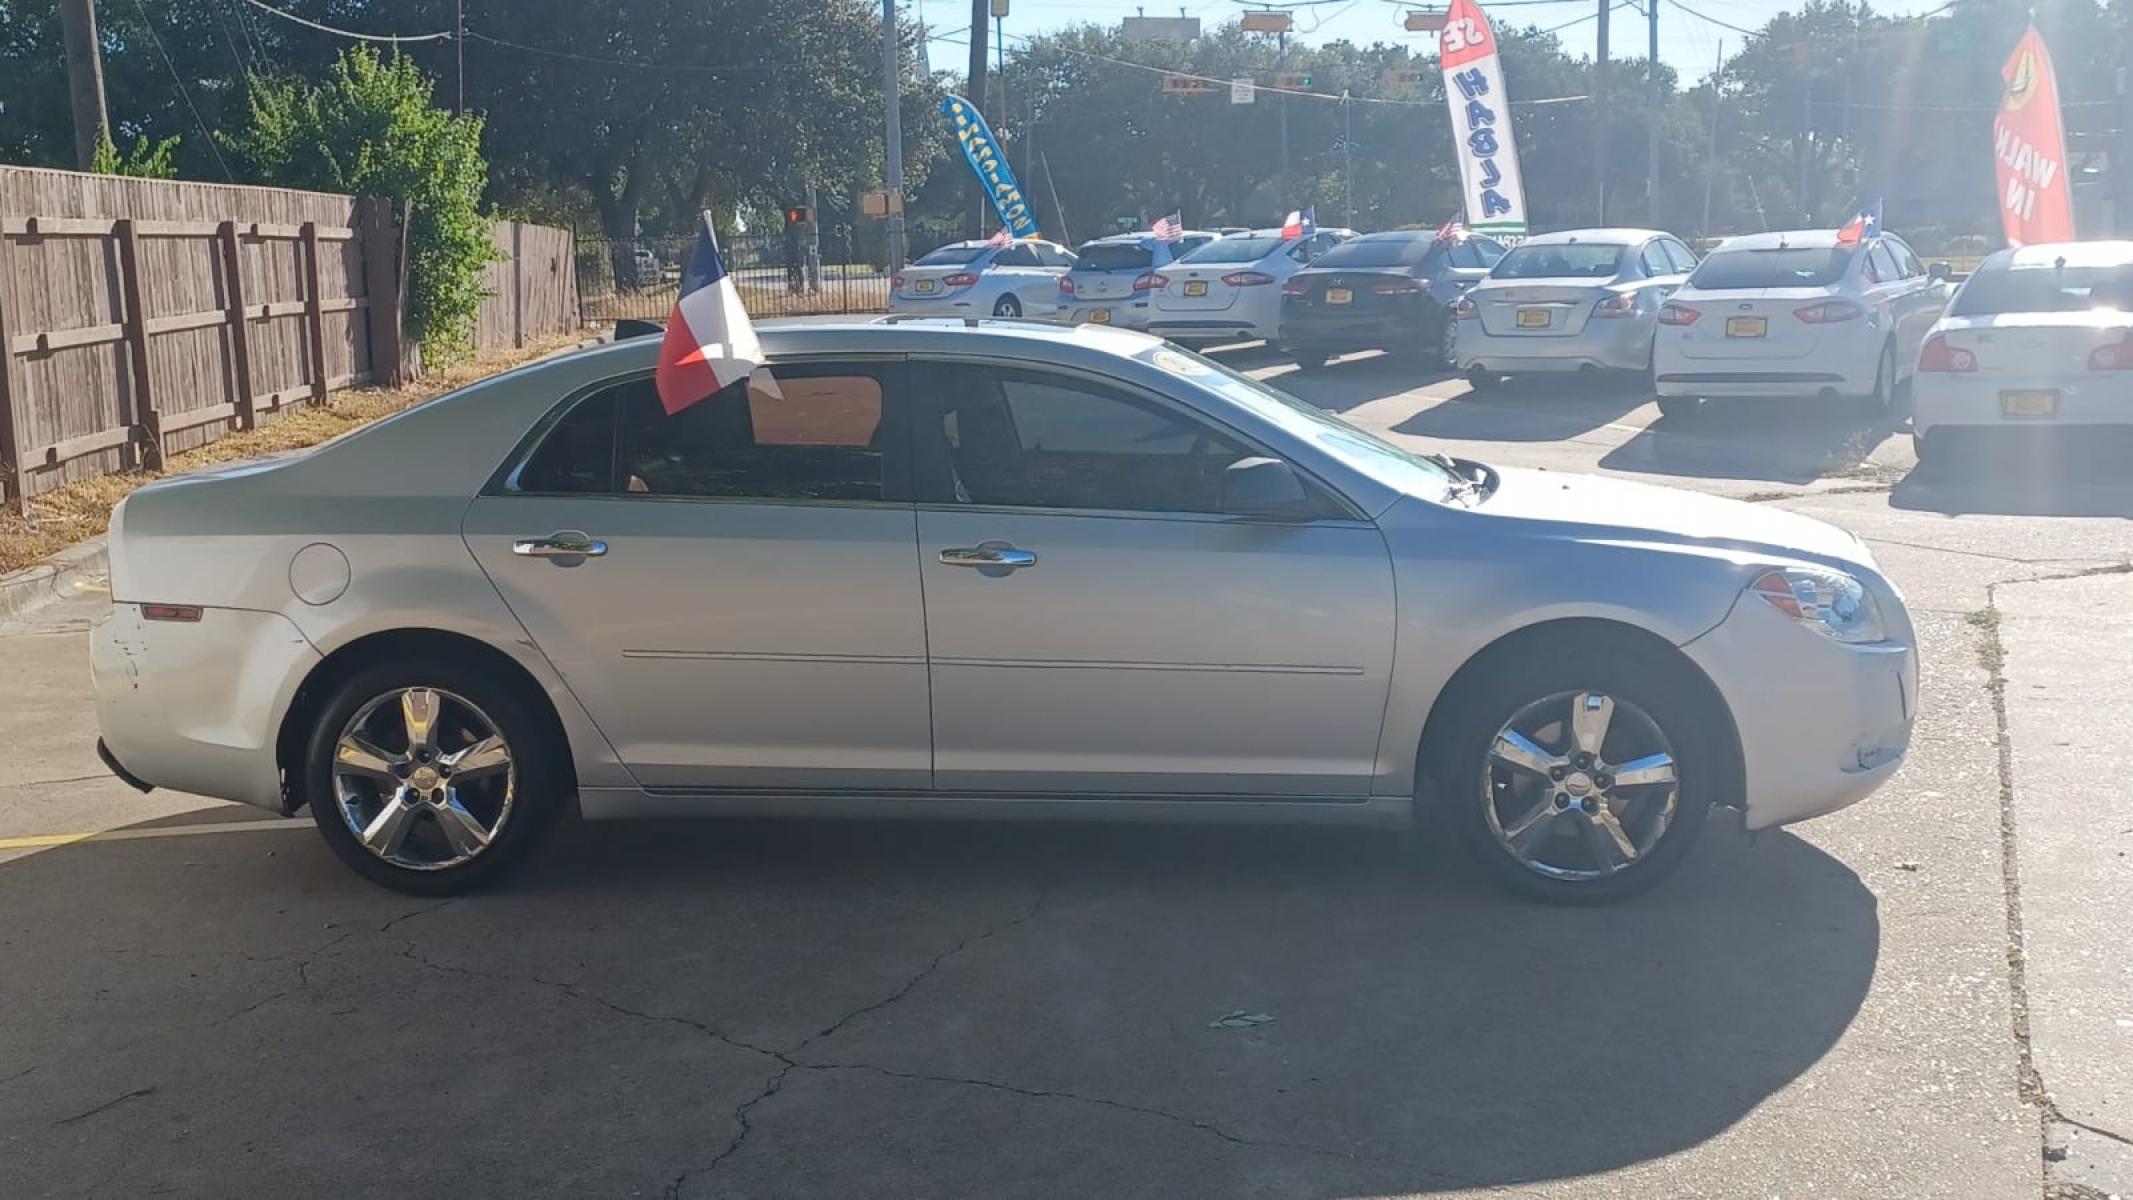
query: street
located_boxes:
[3,351,2130,1198]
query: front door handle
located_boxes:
[514,531,608,559]
[939,546,1036,569]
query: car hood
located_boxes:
[1474,465,1869,568]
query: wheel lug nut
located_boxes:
[1594,774,1612,790]
[1552,792,1571,809]
[1549,765,1567,781]
[1581,798,1600,814]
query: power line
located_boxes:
[461,32,779,73]
[237,0,452,43]
[127,0,238,180]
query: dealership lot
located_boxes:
[3,352,2129,1198]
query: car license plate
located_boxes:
[1184,280,1208,297]
[1725,316,1767,338]
[1326,288,1352,305]
[1517,308,1550,328]
[1089,308,1111,324]
[914,279,936,294]
[2000,389,2058,417]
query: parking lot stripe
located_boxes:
[0,820,310,850]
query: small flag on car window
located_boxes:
[1281,206,1316,240]
[1153,212,1184,242]
[655,212,766,417]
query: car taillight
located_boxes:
[1058,276,1076,294]
[1591,292,1637,318]
[1794,299,1865,324]
[1455,296,1478,320]
[1133,273,1166,292]
[1658,304,1701,326]
[1282,278,1310,296]
[2088,332,2133,370]
[891,274,905,289]
[1370,279,1424,295]
[1917,334,1977,373]
[1222,271,1276,287]
[943,272,980,287]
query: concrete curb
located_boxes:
[0,536,110,621]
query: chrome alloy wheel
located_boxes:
[331,687,516,871]
[1482,690,1680,881]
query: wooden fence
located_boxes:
[0,165,575,506]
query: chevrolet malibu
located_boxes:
[92,320,1917,903]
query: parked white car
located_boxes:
[1911,241,2133,462]
[1653,230,1952,418]
[1145,227,1355,345]
[1057,231,1219,330]
[1456,229,1697,387]
[891,238,1077,319]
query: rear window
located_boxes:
[1179,236,1283,264]
[1075,243,1154,272]
[1690,246,1855,289]
[915,244,988,266]
[1312,236,1434,269]
[1492,243,1625,279]
[1950,263,2133,316]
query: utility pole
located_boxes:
[1595,0,1611,224]
[454,0,466,114]
[1647,0,1661,225]
[1798,83,1813,223]
[968,0,990,237]
[883,0,908,271]
[1701,41,1723,241]
[58,0,110,170]
[1342,89,1354,226]
[1278,29,1290,181]
[2116,63,2131,237]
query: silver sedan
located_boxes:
[91,320,1916,903]
[1456,228,1697,388]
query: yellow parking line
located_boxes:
[0,820,311,850]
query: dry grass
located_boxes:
[0,333,592,576]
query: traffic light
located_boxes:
[785,205,812,227]
[1275,72,1314,89]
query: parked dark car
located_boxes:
[1277,231,1507,370]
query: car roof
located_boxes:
[1987,240,2133,270]
[590,317,1161,367]
[1714,230,1848,251]
[1515,228,1669,246]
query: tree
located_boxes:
[91,130,182,178]
[222,47,494,358]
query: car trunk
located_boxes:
[1930,312,2133,379]
[1472,281,1615,337]
[1155,264,1247,312]
[1287,268,1419,317]
[896,265,978,301]
[1069,244,1155,303]
[1673,288,1833,360]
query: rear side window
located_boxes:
[1865,244,1901,284]
[512,368,891,502]
[1493,243,1625,279]
[1950,263,2133,315]
[1690,246,1856,289]
[992,244,1039,267]
[1664,240,1699,273]
[1639,243,1673,278]
[1076,243,1154,272]
[1033,244,1074,268]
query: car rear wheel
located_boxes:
[1465,367,1501,392]
[1435,638,1714,904]
[1861,342,1895,417]
[993,294,1022,318]
[1655,396,1700,420]
[1438,318,1460,370]
[1912,428,1942,466]
[303,659,565,895]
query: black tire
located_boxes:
[992,294,1023,318]
[1430,635,1716,904]
[1438,315,1461,370]
[1655,395,1700,420]
[1465,367,1502,392]
[1291,350,1329,371]
[1861,342,1895,418]
[1912,428,1941,466]
[302,657,567,895]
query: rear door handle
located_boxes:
[939,546,1036,569]
[514,531,608,559]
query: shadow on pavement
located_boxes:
[0,807,1877,1196]
[1394,374,1653,443]
[1599,395,1903,486]
[1252,351,1458,414]
[1893,429,2133,519]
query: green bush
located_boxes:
[222,47,495,360]
[92,131,181,179]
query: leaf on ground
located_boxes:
[1208,1010,1275,1029]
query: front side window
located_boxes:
[1866,244,1901,285]
[512,366,890,502]
[927,363,1253,514]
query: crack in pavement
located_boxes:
[52,1085,155,1127]
[803,886,1051,1046]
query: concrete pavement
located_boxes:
[1,349,2129,1197]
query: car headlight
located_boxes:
[1748,567,1886,644]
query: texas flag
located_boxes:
[1280,206,1316,240]
[655,213,765,416]
[1836,199,1883,246]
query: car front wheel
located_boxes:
[993,294,1023,318]
[303,659,565,895]
[1436,639,1714,903]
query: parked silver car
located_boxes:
[890,238,1077,319]
[1456,229,1698,388]
[91,320,1916,903]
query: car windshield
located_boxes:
[1949,263,2133,316]
[1075,243,1154,271]
[1491,243,1626,279]
[1179,236,1282,264]
[1312,236,1433,268]
[1136,344,1462,496]
[914,244,988,266]
[1690,246,1855,289]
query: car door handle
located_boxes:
[514,531,608,559]
[939,546,1036,569]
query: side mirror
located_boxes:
[1929,262,1952,283]
[1221,456,1312,518]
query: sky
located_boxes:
[920,0,1953,83]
